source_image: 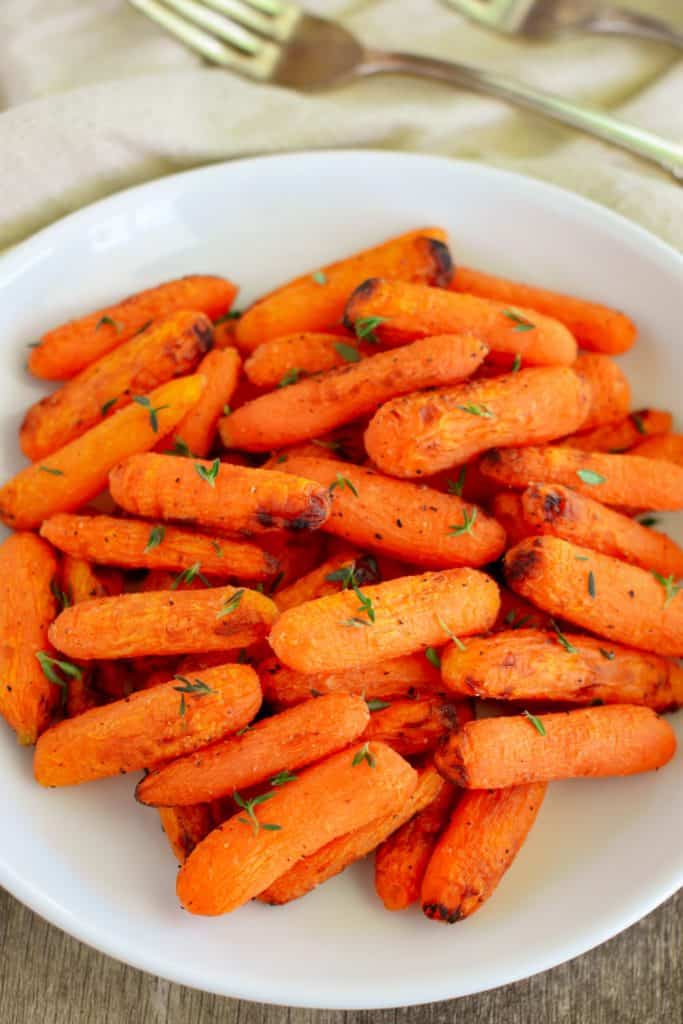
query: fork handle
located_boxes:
[362,51,683,182]
[581,7,683,49]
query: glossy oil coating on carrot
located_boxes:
[244,333,358,388]
[234,228,452,352]
[21,312,213,461]
[159,804,214,864]
[136,693,370,806]
[259,762,445,906]
[0,375,206,531]
[520,483,683,578]
[109,453,330,536]
[436,705,676,789]
[631,433,683,467]
[451,265,636,354]
[273,547,367,612]
[361,697,465,757]
[441,628,683,710]
[41,514,277,580]
[481,446,683,511]
[365,366,588,478]
[176,741,417,915]
[421,783,547,923]
[258,653,443,707]
[560,409,672,452]
[34,663,262,786]
[0,533,59,744]
[505,536,683,655]
[29,275,236,380]
[572,353,631,431]
[343,278,577,366]
[220,334,488,451]
[270,568,500,673]
[164,347,241,458]
[280,455,506,569]
[48,585,278,659]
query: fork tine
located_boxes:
[163,0,262,53]
[203,0,301,42]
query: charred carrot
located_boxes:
[520,483,683,577]
[163,347,241,458]
[573,353,631,431]
[176,741,417,915]
[364,366,588,478]
[21,312,213,461]
[234,228,452,352]
[343,278,577,367]
[34,663,262,786]
[269,568,500,673]
[561,409,672,453]
[136,693,370,806]
[442,627,683,710]
[244,333,361,388]
[48,585,278,659]
[159,804,214,864]
[480,447,683,511]
[220,334,488,451]
[421,783,547,922]
[41,514,277,580]
[108,453,330,536]
[0,375,206,531]
[631,433,683,466]
[29,275,236,380]
[279,455,506,569]
[361,697,466,757]
[274,547,367,612]
[436,705,676,789]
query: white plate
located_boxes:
[0,152,681,1010]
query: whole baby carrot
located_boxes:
[362,698,470,757]
[572,353,631,431]
[244,332,361,388]
[273,547,367,612]
[490,492,535,547]
[163,347,241,458]
[159,804,215,864]
[631,433,683,466]
[560,409,672,453]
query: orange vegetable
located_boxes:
[490,492,535,547]
[365,366,588,478]
[274,547,368,612]
[220,334,488,452]
[436,705,676,789]
[136,693,370,806]
[442,627,683,710]
[176,741,417,915]
[29,275,236,380]
[34,663,262,786]
[234,228,452,352]
[244,332,361,388]
[21,312,213,461]
[572,353,631,431]
[159,804,214,864]
[279,455,506,569]
[494,587,552,632]
[59,556,115,716]
[343,278,577,367]
[269,568,500,673]
[48,584,278,659]
[421,783,547,922]
[163,347,241,458]
[213,318,239,350]
[108,453,331,536]
[560,409,671,453]
[631,433,683,467]
[0,374,206,531]
[361,697,467,757]
[41,514,277,580]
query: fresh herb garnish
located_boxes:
[503,309,535,332]
[631,412,647,435]
[270,770,298,787]
[211,539,223,557]
[311,270,327,285]
[352,742,376,768]
[436,613,466,650]
[652,572,682,607]
[523,710,546,736]
[222,404,231,416]
[166,437,194,458]
[577,469,606,486]
[278,368,301,388]
[511,353,522,373]
[587,571,596,598]
[170,562,210,590]
[144,526,165,554]
[449,507,477,537]
[425,647,441,669]
[274,454,288,464]
[39,466,64,476]
[326,563,357,589]
[639,516,659,528]
[367,699,391,712]
[329,473,358,498]
[96,316,123,333]
[344,617,371,628]
[447,467,466,497]
[134,320,153,336]
[101,397,118,416]
[354,316,386,345]
[50,578,71,610]
[312,438,343,451]
[353,585,376,623]
[132,395,170,433]
[456,403,494,419]
[173,675,216,696]
[36,651,82,707]
[214,310,242,325]
[235,722,252,735]
[551,619,578,654]
[599,648,615,661]
[334,341,361,363]
[234,790,278,836]
[216,588,245,618]
[195,458,220,487]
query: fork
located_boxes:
[443,0,683,49]
[127,0,683,181]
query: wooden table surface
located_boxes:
[1,887,679,1023]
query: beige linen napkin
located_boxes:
[0,0,681,250]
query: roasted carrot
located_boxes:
[34,663,262,786]
[279,455,506,569]
[631,433,683,467]
[41,514,277,580]
[48,584,278,660]
[451,264,636,354]
[93,660,136,700]
[136,693,370,806]
[361,697,466,757]
[234,228,452,352]
[59,556,114,716]
[506,536,683,655]
[273,547,369,612]
[480,446,683,511]
[436,705,676,789]
[176,741,417,915]
[0,375,206,531]
[572,353,631,431]
[375,777,458,911]
[244,332,362,388]
[494,587,552,632]
[108,453,330,536]
[29,275,236,380]
[213,318,239,350]
[490,492,535,547]
[343,278,577,367]
[259,762,445,906]
[442,628,683,710]
[159,804,214,864]
[0,533,59,744]
[259,532,326,592]
[258,653,443,707]
[421,783,547,923]
[560,409,672,453]
[365,366,589,478]
[520,483,683,577]
[269,568,500,673]
[163,347,241,458]
[21,312,213,461]
[220,334,488,452]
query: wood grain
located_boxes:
[0,887,679,1023]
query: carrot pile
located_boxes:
[0,227,678,926]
